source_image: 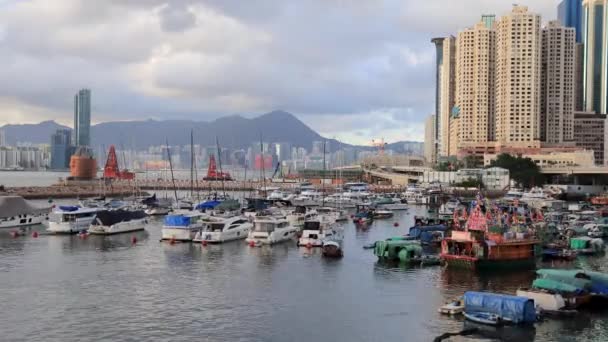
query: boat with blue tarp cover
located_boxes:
[407,224,447,246]
[161,211,206,241]
[464,291,537,324]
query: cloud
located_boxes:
[0,0,558,143]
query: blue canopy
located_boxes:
[195,200,221,210]
[408,224,447,241]
[164,215,192,226]
[464,291,536,324]
[59,205,80,212]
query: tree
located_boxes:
[489,153,543,188]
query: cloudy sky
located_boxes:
[0,0,557,144]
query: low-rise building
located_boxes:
[483,149,595,168]
[573,111,607,165]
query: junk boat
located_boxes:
[88,209,147,235]
[0,196,50,229]
[440,198,540,270]
[246,215,298,245]
[47,206,101,234]
[161,212,206,242]
[193,216,252,243]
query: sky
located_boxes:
[0,0,558,144]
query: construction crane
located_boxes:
[371,138,387,155]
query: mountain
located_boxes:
[1,121,70,145]
[1,111,422,152]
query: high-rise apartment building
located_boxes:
[558,0,583,43]
[573,111,607,164]
[431,38,444,158]
[424,115,436,164]
[73,89,91,146]
[439,36,456,157]
[0,129,6,147]
[495,6,542,147]
[455,21,495,146]
[540,21,576,144]
[575,43,585,111]
[582,0,608,114]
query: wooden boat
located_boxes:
[463,312,503,326]
[438,299,464,315]
[590,195,608,206]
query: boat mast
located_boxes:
[165,139,178,203]
[216,137,227,199]
[322,139,326,207]
[190,130,194,198]
[260,134,267,197]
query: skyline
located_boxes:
[0,1,557,144]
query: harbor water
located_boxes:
[1,173,608,341]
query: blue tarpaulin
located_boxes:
[408,224,447,242]
[164,215,192,226]
[464,291,536,324]
[195,200,221,210]
[59,205,80,212]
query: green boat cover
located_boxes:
[532,278,584,293]
[570,237,591,250]
[374,240,421,260]
[537,269,608,287]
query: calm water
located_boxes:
[2,203,608,342]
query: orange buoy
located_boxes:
[201,240,208,247]
[32,231,39,238]
[131,236,137,244]
[393,222,399,227]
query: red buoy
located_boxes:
[32,231,39,238]
[350,214,355,218]
[249,240,255,247]
[393,222,399,227]
[170,237,176,245]
[131,236,137,244]
[201,240,208,247]
[10,231,19,238]
[306,242,313,249]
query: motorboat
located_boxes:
[322,240,343,258]
[504,188,524,201]
[88,209,148,235]
[161,211,206,242]
[193,216,253,243]
[246,215,298,245]
[145,206,171,216]
[373,209,394,219]
[297,215,342,248]
[291,190,323,207]
[47,206,101,234]
[521,187,551,201]
[0,196,49,229]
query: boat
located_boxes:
[590,193,608,206]
[504,188,524,201]
[463,312,503,326]
[193,216,252,243]
[515,289,576,315]
[322,240,343,258]
[88,209,147,235]
[569,236,605,255]
[202,155,233,181]
[291,190,323,207]
[353,205,374,224]
[373,196,408,210]
[0,196,50,229]
[161,212,206,242]
[521,187,552,201]
[463,291,536,324]
[297,217,341,248]
[373,209,394,219]
[440,201,540,270]
[373,240,423,262]
[47,206,101,234]
[438,298,464,315]
[407,224,448,246]
[246,215,298,245]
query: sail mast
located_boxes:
[322,139,326,207]
[216,137,227,199]
[166,139,178,203]
[190,130,194,198]
[260,134,267,197]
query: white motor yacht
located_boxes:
[246,215,298,245]
[291,190,323,207]
[0,196,49,229]
[193,216,253,243]
[161,211,206,242]
[47,206,101,234]
[88,209,148,235]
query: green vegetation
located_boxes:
[489,153,543,188]
[453,178,484,189]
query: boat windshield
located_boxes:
[207,223,225,232]
[254,222,276,232]
[303,221,321,231]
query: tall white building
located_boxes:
[455,21,495,146]
[439,36,456,156]
[424,115,437,164]
[495,5,542,148]
[540,21,575,144]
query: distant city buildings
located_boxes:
[73,89,91,147]
[573,111,607,165]
[582,0,608,115]
[0,129,6,147]
[424,115,436,164]
[558,0,583,42]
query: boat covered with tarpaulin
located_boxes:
[464,291,536,324]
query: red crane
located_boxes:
[203,155,232,181]
[103,145,135,180]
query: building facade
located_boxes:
[431,38,444,159]
[558,0,583,42]
[50,129,72,170]
[582,0,608,114]
[573,111,607,164]
[439,36,456,157]
[424,115,436,164]
[73,88,91,147]
[495,6,542,148]
[455,21,495,147]
[540,20,576,144]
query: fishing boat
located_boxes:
[193,216,252,243]
[440,198,540,270]
[88,209,147,235]
[463,312,503,326]
[246,215,298,245]
[373,209,394,219]
[47,206,101,234]
[438,298,464,315]
[161,212,206,242]
[590,193,608,206]
[515,289,576,316]
[373,239,422,262]
[463,291,536,325]
[0,196,50,229]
